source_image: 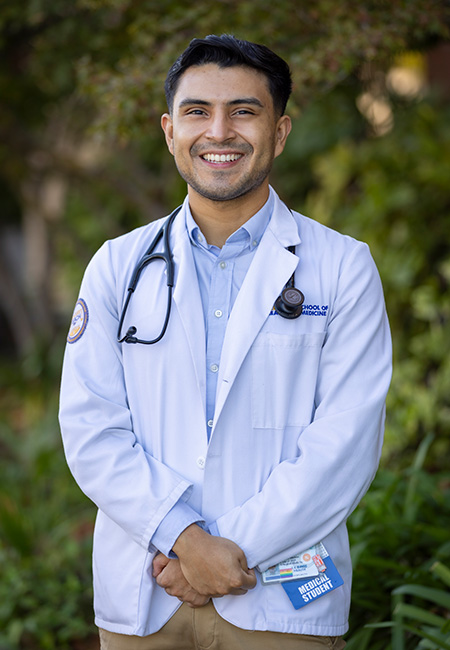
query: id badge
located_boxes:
[261,545,325,584]
[261,542,344,610]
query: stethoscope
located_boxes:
[117,206,305,345]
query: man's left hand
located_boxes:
[153,553,210,608]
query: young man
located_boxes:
[59,35,392,649]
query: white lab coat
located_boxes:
[59,189,392,637]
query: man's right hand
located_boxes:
[172,524,257,598]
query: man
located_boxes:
[59,35,392,649]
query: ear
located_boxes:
[161,113,174,155]
[274,115,292,159]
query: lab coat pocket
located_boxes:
[251,331,325,429]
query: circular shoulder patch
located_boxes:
[67,298,89,343]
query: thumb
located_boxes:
[242,567,257,589]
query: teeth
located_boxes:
[202,153,242,163]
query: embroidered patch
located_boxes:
[67,298,89,343]
[270,304,329,317]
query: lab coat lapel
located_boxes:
[171,206,207,414]
[214,198,301,425]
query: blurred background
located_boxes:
[0,1,449,648]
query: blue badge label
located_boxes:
[67,299,89,343]
[261,542,344,609]
[281,543,343,609]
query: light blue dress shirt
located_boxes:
[151,192,274,555]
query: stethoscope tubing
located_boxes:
[117,206,182,344]
[117,204,304,344]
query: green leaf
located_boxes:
[393,602,447,628]
[431,562,450,588]
[403,433,434,524]
[392,584,450,610]
[401,623,450,650]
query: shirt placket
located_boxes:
[205,240,246,441]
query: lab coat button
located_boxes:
[196,456,206,469]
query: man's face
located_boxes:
[161,64,291,204]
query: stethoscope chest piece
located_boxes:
[273,243,305,319]
[275,286,305,319]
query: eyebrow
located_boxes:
[177,97,265,109]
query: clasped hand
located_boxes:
[152,525,256,608]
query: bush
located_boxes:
[0,382,96,650]
[347,435,450,649]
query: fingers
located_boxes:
[184,593,211,608]
[155,558,210,608]
[221,567,256,596]
[155,558,183,589]
[187,600,210,609]
[241,567,257,590]
[165,527,258,598]
[228,587,249,596]
[155,561,255,605]
[152,552,170,577]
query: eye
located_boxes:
[186,108,207,116]
[232,108,256,117]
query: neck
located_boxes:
[188,184,270,248]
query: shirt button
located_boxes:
[207,419,213,428]
[220,261,227,269]
[196,456,206,469]
[214,309,223,318]
[252,239,258,247]
[197,233,203,243]
[210,364,219,373]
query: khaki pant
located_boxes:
[99,601,346,650]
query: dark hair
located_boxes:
[164,34,292,117]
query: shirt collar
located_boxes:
[186,191,274,252]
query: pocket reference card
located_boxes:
[261,542,344,609]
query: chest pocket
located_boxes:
[251,331,325,429]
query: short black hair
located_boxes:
[164,34,292,117]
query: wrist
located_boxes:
[173,523,209,558]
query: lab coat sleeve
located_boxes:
[59,242,202,552]
[212,242,392,571]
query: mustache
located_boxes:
[190,143,253,156]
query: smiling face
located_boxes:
[161,64,291,213]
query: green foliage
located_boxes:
[346,435,450,649]
[73,0,450,137]
[0,385,96,649]
[388,567,450,650]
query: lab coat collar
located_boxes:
[170,189,302,434]
[214,189,301,430]
[266,186,302,248]
[171,201,207,416]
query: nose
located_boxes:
[205,110,235,142]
